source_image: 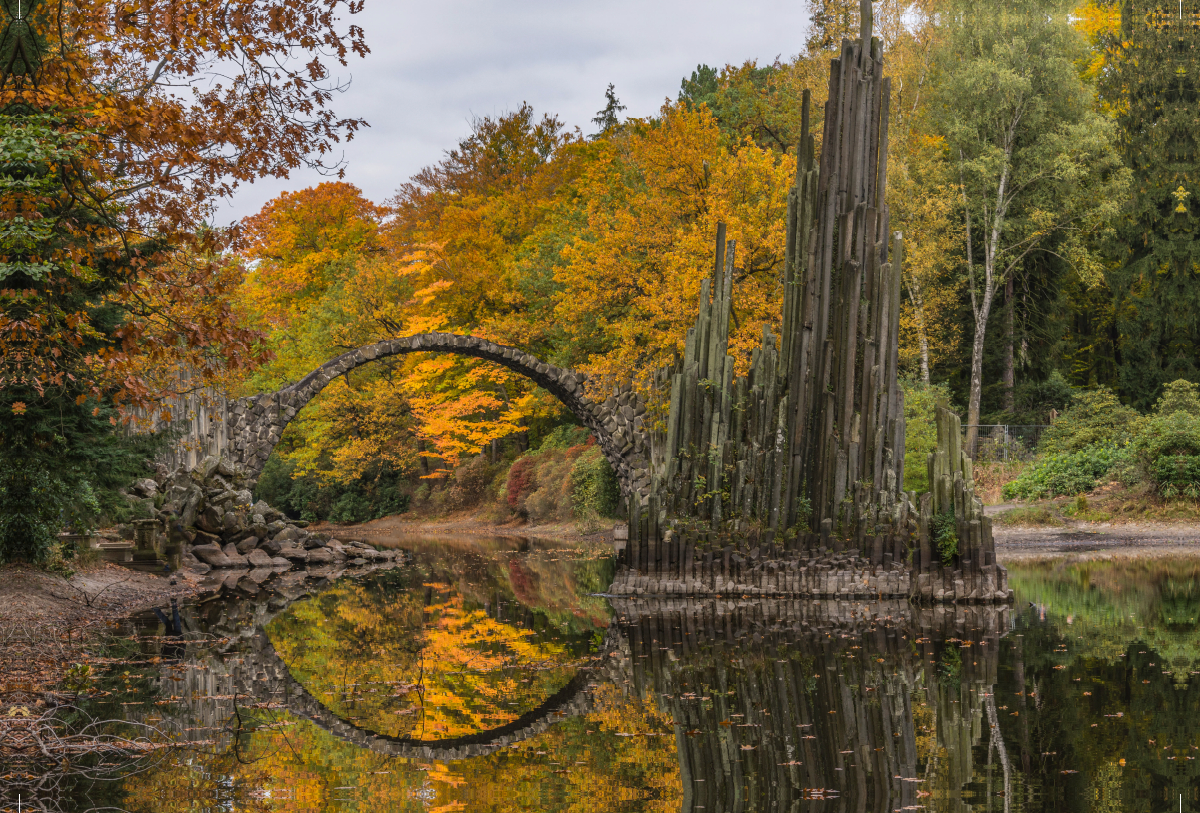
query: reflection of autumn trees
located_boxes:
[118,680,681,812]
[267,572,589,740]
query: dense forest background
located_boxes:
[235,0,1192,522]
[1,0,1196,546]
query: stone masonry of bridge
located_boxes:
[224,333,652,501]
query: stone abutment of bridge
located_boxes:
[225,333,652,501]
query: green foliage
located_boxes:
[62,662,93,695]
[1128,408,1200,500]
[1038,388,1139,455]
[1008,371,1073,425]
[930,512,958,565]
[1002,444,1126,500]
[901,379,952,493]
[0,394,170,563]
[1152,380,1200,417]
[255,453,410,524]
[1148,456,1200,501]
[570,446,620,520]
[538,424,591,451]
[1102,2,1200,406]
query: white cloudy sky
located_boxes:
[218,0,813,224]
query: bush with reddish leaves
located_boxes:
[506,456,539,514]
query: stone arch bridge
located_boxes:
[224,333,652,500]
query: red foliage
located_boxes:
[506,456,539,512]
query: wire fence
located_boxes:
[962,424,1051,462]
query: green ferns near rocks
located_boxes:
[929,511,959,565]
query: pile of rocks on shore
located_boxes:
[124,455,400,575]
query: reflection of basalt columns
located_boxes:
[616,8,1010,603]
[610,597,1008,812]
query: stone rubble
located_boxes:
[128,454,402,575]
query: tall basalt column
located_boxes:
[620,4,1010,604]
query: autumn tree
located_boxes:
[931,0,1129,453]
[0,0,367,561]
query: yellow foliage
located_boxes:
[553,102,792,388]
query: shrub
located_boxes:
[538,424,591,451]
[448,455,494,509]
[1008,371,1073,425]
[1002,444,1126,500]
[570,446,620,519]
[329,491,373,524]
[1128,402,1200,498]
[255,452,412,522]
[1151,379,1200,417]
[1038,388,1139,455]
[1149,456,1200,500]
[506,456,539,514]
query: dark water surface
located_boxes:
[40,541,1200,812]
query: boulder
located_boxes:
[197,506,224,535]
[193,455,221,482]
[250,501,283,523]
[306,548,334,565]
[216,457,236,477]
[233,489,254,507]
[246,548,275,568]
[250,522,270,540]
[221,543,249,567]
[222,511,245,535]
[267,520,289,537]
[191,543,232,568]
[350,557,367,566]
[179,486,204,529]
[132,478,158,498]
[260,538,282,556]
[192,529,222,547]
[180,552,210,574]
[280,547,309,563]
[275,526,300,543]
[271,556,293,569]
[236,535,260,554]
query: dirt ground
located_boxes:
[0,562,200,704]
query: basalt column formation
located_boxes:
[612,5,1009,603]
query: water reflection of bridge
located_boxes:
[137,580,1012,810]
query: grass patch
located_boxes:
[994,505,1064,526]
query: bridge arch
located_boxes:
[225,333,651,499]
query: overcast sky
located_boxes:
[218,0,813,224]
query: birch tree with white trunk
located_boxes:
[932,0,1130,455]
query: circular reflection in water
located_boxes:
[266,562,603,741]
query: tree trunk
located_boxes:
[965,286,994,458]
[906,281,932,385]
[919,330,931,386]
[1003,274,1014,413]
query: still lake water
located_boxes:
[53,537,1200,812]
